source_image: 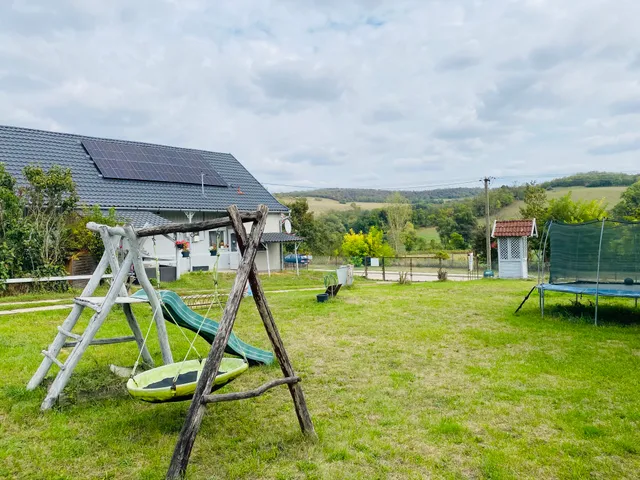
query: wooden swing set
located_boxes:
[27,205,316,479]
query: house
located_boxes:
[0,125,303,276]
[491,219,537,279]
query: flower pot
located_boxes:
[210,250,217,256]
[176,244,184,250]
[316,293,329,303]
[182,251,190,258]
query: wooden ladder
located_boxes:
[26,226,172,411]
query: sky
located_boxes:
[1,0,640,192]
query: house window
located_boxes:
[209,230,225,248]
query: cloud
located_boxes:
[435,53,480,71]
[587,134,640,155]
[528,44,585,70]
[253,62,345,103]
[1,0,640,189]
[478,75,564,120]
[610,99,640,116]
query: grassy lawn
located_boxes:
[417,226,440,243]
[2,273,640,479]
[497,186,626,220]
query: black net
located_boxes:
[548,220,640,284]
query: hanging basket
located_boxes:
[210,250,217,256]
[182,251,190,258]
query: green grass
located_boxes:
[497,186,626,220]
[2,273,640,478]
[417,226,440,243]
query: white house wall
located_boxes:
[137,211,284,274]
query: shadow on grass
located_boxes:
[545,300,640,326]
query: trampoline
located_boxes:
[537,219,640,324]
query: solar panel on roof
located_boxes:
[82,139,227,187]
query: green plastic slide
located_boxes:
[132,290,274,366]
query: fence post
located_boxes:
[382,257,386,281]
[410,257,413,281]
[364,257,368,279]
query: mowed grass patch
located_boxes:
[497,186,626,220]
[1,276,640,478]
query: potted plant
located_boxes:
[181,242,191,258]
[175,240,188,250]
[209,246,218,256]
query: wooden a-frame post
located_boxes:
[166,205,316,480]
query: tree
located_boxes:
[612,181,640,220]
[546,192,607,224]
[385,192,412,252]
[400,222,419,252]
[341,226,394,262]
[436,203,476,247]
[449,232,467,250]
[20,165,78,274]
[520,183,548,221]
[0,163,23,283]
[66,206,119,260]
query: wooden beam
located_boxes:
[229,204,317,439]
[136,212,259,237]
[202,377,300,404]
[63,335,136,348]
[123,226,174,365]
[166,205,268,480]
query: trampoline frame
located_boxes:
[538,218,640,325]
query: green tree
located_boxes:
[520,183,548,221]
[0,163,23,283]
[21,165,79,273]
[66,206,119,260]
[546,192,607,223]
[341,226,394,261]
[449,232,467,250]
[400,222,419,252]
[385,192,412,252]
[612,181,640,220]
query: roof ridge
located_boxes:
[0,123,233,157]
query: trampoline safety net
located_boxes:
[548,220,640,284]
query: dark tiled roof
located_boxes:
[0,125,287,213]
[492,219,537,237]
[261,232,304,243]
[110,210,172,228]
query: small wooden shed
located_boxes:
[491,219,537,279]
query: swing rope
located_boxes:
[129,243,248,390]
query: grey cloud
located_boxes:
[478,75,563,120]
[610,99,640,116]
[364,105,406,123]
[0,2,96,37]
[433,123,509,141]
[253,63,345,103]
[629,54,640,70]
[0,74,51,93]
[436,53,480,71]
[283,147,346,166]
[45,104,150,134]
[588,138,640,155]
[528,44,585,70]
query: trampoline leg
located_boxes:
[540,289,545,318]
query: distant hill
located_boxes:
[541,171,639,189]
[277,187,482,204]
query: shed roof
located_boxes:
[492,219,537,238]
[0,125,287,213]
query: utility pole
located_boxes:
[483,177,493,275]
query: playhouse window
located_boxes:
[509,237,521,259]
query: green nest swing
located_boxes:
[127,358,248,403]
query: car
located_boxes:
[284,253,310,264]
